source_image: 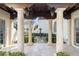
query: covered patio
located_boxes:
[0,3,79,56]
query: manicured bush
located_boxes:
[56,51,70,56]
[8,51,25,56]
[0,51,25,56]
[32,33,36,43]
[32,36,35,43]
[24,33,56,43]
[0,39,3,44]
[52,34,56,43]
[24,32,28,43]
[0,51,7,56]
[24,36,28,43]
[46,34,56,43]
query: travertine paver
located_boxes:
[24,43,56,56]
[1,43,79,56]
[64,45,79,56]
[24,43,79,56]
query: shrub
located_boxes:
[32,34,36,43]
[24,33,36,43]
[0,51,25,56]
[9,51,25,56]
[52,34,56,43]
[24,36,28,43]
[56,51,70,56]
[0,51,6,56]
[46,34,56,43]
[32,36,34,43]
[24,32,28,43]
[0,39,3,44]
[24,33,56,43]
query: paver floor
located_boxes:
[24,43,56,56]
[1,43,79,56]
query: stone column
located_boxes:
[48,19,52,45]
[71,18,75,46]
[67,19,71,45]
[11,20,14,45]
[5,19,11,47]
[28,19,32,45]
[16,8,24,51]
[9,20,12,45]
[56,8,65,53]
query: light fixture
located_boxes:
[24,8,29,16]
[51,11,54,16]
[50,7,55,16]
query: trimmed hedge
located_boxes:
[56,51,70,56]
[8,51,25,56]
[24,33,56,43]
[46,34,56,43]
[0,51,6,56]
[0,39,3,44]
[24,36,28,43]
[0,51,25,56]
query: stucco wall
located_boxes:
[71,10,79,45]
[0,9,11,46]
[0,9,10,20]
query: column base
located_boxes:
[28,42,33,46]
[47,42,52,46]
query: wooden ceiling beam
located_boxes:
[0,4,17,19]
[63,3,79,19]
[24,4,56,19]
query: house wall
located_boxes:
[0,9,10,20]
[0,9,10,46]
[71,10,79,46]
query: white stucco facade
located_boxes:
[71,10,79,46]
[0,4,79,54]
[0,9,12,47]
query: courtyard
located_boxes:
[0,3,79,56]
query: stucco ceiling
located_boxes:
[1,3,78,19]
[5,3,76,9]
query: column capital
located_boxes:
[55,8,66,12]
[15,8,24,11]
[15,8,25,14]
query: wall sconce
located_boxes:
[50,7,56,16]
[51,11,54,16]
[24,8,29,16]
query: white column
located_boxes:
[28,19,32,45]
[56,8,65,53]
[11,20,14,45]
[16,8,24,51]
[9,20,12,45]
[5,19,11,47]
[67,19,71,45]
[71,18,75,45]
[48,19,52,45]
